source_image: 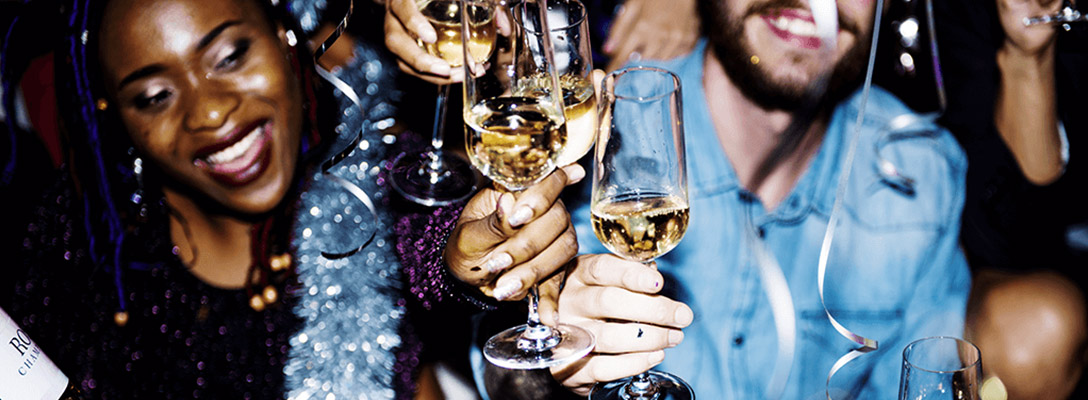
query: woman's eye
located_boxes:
[133,90,172,109]
[216,39,252,70]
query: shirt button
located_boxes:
[757,227,766,238]
[733,335,744,346]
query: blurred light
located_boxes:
[898,18,919,49]
[899,52,916,73]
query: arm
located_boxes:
[395,164,586,309]
[602,0,700,71]
[994,0,1064,185]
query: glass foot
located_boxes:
[484,323,594,370]
[390,150,477,207]
[590,371,694,400]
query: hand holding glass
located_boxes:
[465,0,594,369]
[589,67,694,400]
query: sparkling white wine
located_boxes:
[418,0,496,67]
[516,74,597,166]
[591,193,689,262]
[1,308,84,400]
[465,96,566,191]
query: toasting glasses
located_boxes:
[389,0,496,206]
[464,0,595,369]
[899,337,983,400]
[514,0,597,166]
[589,67,694,400]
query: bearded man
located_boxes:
[544,0,972,398]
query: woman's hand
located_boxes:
[538,254,693,396]
[384,0,461,84]
[444,164,585,301]
[603,0,699,72]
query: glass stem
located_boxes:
[518,284,560,351]
[431,84,451,151]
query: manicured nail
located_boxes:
[508,206,533,227]
[674,306,693,325]
[484,253,513,273]
[416,22,437,43]
[428,61,450,76]
[668,330,683,346]
[648,350,665,365]
[493,279,523,301]
[564,165,585,184]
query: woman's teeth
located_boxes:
[206,126,262,165]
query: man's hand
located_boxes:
[538,254,693,395]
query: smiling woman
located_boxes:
[0,0,427,398]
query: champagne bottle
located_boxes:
[1,307,82,400]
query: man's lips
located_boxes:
[761,9,824,50]
[193,119,273,187]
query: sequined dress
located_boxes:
[4,41,435,399]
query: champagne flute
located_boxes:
[513,0,597,166]
[389,0,496,206]
[589,67,694,400]
[899,336,982,400]
[464,0,595,369]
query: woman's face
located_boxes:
[98,0,303,215]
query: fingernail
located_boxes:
[484,252,513,273]
[648,350,665,365]
[674,306,693,325]
[493,279,523,300]
[668,330,683,346]
[417,23,437,43]
[564,165,585,184]
[429,61,450,76]
[508,206,533,227]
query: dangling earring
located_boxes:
[129,148,149,222]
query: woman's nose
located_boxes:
[183,88,240,132]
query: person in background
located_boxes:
[935,0,1088,398]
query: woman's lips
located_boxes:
[194,120,273,187]
[761,10,823,50]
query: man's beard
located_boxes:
[700,0,871,112]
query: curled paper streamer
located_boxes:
[308,0,381,260]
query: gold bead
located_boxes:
[750,55,760,65]
[96,98,109,111]
[270,254,292,272]
[249,294,266,312]
[113,311,129,327]
[262,285,279,304]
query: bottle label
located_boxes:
[1,309,69,400]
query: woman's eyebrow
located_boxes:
[117,20,243,91]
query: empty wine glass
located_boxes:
[588,67,694,400]
[899,336,982,400]
[465,0,595,369]
[389,0,496,206]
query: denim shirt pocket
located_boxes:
[796,308,904,399]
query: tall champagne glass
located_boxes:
[464,0,595,369]
[389,0,496,206]
[513,0,597,166]
[589,67,694,400]
[899,337,982,400]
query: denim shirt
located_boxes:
[570,41,971,399]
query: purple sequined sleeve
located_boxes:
[395,205,498,311]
